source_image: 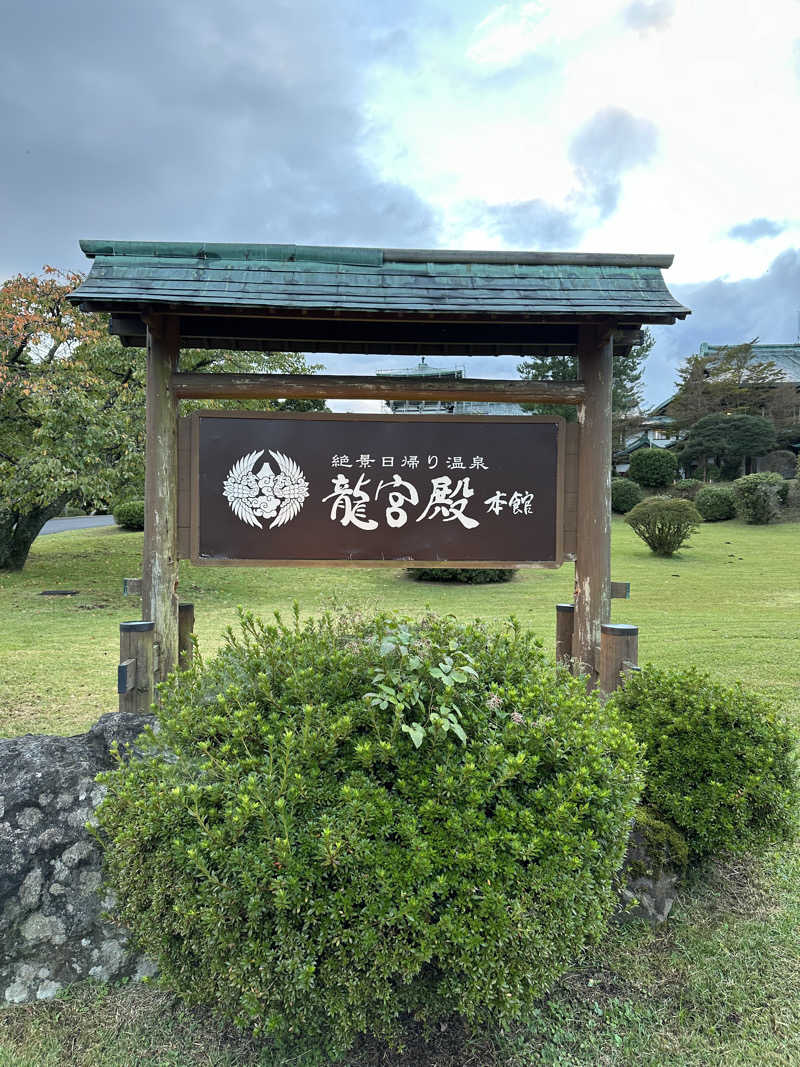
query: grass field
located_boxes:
[1,515,798,737]
[1,516,799,1065]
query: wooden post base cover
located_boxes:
[555,603,575,665]
[178,602,195,669]
[118,621,155,714]
[598,623,638,694]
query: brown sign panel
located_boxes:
[188,412,564,566]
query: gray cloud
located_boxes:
[483,199,582,248]
[0,0,439,278]
[728,218,787,242]
[568,107,659,216]
[623,1,676,32]
[481,107,658,247]
[645,249,800,404]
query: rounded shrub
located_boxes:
[667,478,703,501]
[612,666,799,859]
[113,498,145,530]
[732,474,782,524]
[624,496,700,556]
[611,477,643,514]
[695,485,736,522]
[96,609,642,1062]
[408,567,516,583]
[763,470,789,505]
[628,447,678,489]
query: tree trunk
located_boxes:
[0,495,71,571]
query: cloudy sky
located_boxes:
[2,0,799,404]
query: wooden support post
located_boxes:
[178,602,195,669]
[555,603,574,665]
[573,325,614,683]
[118,621,155,714]
[598,623,638,694]
[143,315,180,685]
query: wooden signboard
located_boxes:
[179,412,566,566]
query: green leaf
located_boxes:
[401,722,425,748]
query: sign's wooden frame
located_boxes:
[177,411,574,568]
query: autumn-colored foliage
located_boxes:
[0,267,325,569]
[0,268,146,568]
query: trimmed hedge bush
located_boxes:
[612,666,799,859]
[113,498,145,530]
[624,496,701,556]
[732,473,783,524]
[408,568,516,583]
[666,478,703,501]
[611,477,643,514]
[695,485,736,522]
[96,610,642,1062]
[628,447,677,489]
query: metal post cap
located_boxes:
[600,623,638,635]
[119,620,155,632]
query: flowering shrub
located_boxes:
[96,609,641,1062]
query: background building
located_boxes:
[378,359,528,416]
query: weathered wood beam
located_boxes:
[170,372,586,405]
[143,315,180,684]
[572,325,613,683]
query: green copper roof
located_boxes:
[70,240,689,324]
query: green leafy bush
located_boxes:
[611,478,643,514]
[624,497,700,556]
[695,485,736,522]
[666,478,703,501]
[113,498,145,530]
[96,609,642,1062]
[732,473,782,524]
[612,666,799,859]
[628,447,677,489]
[763,470,789,505]
[408,567,516,583]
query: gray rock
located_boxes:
[0,712,156,1004]
[618,811,687,925]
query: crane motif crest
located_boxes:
[222,449,309,530]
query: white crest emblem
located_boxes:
[222,449,309,530]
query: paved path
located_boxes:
[39,515,117,536]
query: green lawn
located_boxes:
[1,517,799,1065]
[1,515,798,737]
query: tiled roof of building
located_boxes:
[69,241,689,323]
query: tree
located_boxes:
[517,328,653,444]
[0,268,324,570]
[679,413,777,480]
[516,351,580,422]
[612,327,653,450]
[670,342,796,431]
